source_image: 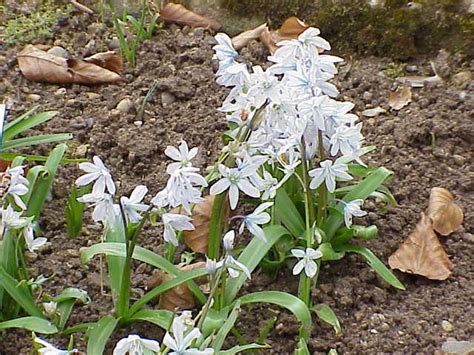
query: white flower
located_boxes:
[120,185,149,223]
[78,193,118,227]
[150,189,169,209]
[291,248,323,278]
[247,66,281,107]
[5,166,29,210]
[42,301,58,317]
[24,223,47,252]
[239,202,272,242]
[0,205,29,237]
[221,230,251,279]
[205,257,221,275]
[165,165,207,213]
[343,199,367,228]
[75,156,116,196]
[34,337,77,354]
[259,170,279,200]
[210,164,261,210]
[165,141,198,169]
[162,213,194,246]
[298,95,329,132]
[309,159,352,193]
[329,123,363,157]
[212,33,237,62]
[164,314,214,355]
[113,334,161,355]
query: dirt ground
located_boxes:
[0,7,473,355]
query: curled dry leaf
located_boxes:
[441,338,474,354]
[159,3,221,31]
[388,84,412,110]
[361,107,386,117]
[231,23,267,51]
[388,213,454,280]
[259,17,309,54]
[146,262,207,311]
[18,45,121,85]
[83,51,123,74]
[183,195,214,254]
[427,187,463,236]
[397,74,442,88]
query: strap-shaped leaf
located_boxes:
[312,304,341,335]
[87,315,119,355]
[336,244,405,290]
[275,189,305,238]
[224,225,288,304]
[129,309,173,329]
[0,316,57,334]
[237,291,312,341]
[2,134,71,151]
[212,301,240,351]
[3,111,58,141]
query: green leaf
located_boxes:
[55,287,91,304]
[224,225,289,304]
[319,243,345,261]
[212,301,241,351]
[275,189,305,238]
[104,219,126,305]
[130,268,208,315]
[0,152,85,163]
[65,185,89,238]
[237,291,312,341]
[0,266,43,318]
[3,111,57,141]
[0,316,57,334]
[2,134,72,151]
[81,243,206,306]
[220,344,270,354]
[335,244,405,290]
[87,315,119,355]
[295,337,310,355]
[129,309,173,329]
[323,167,393,240]
[3,105,39,131]
[26,144,67,220]
[312,304,341,335]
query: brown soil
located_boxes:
[0,7,473,355]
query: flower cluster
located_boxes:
[0,166,46,252]
[211,26,367,228]
[75,141,207,247]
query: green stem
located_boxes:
[317,130,327,225]
[207,192,228,259]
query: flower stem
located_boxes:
[317,130,327,225]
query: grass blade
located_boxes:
[220,344,270,354]
[3,111,58,141]
[3,134,72,150]
[87,315,119,355]
[212,301,240,351]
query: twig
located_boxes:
[69,0,94,14]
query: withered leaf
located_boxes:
[426,187,463,236]
[388,84,412,110]
[83,51,123,74]
[18,45,121,85]
[183,195,214,254]
[388,213,453,280]
[159,3,221,31]
[147,262,207,311]
[231,23,267,50]
[259,17,309,55]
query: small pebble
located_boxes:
[134,121,143,127]
[116,98,134,113]
[405,65,419,73]
[27,94,41,101]
[54,88,67,96]
[108,37,120,50]
[453,154,466,165]
[161,92,176,106]
[47,46,69,58]
[441,320,454,332]
[86,92,100,99]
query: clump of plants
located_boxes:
[1,26,404,353]
[0,2,71,48]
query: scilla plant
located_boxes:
[67,26,403,354]
[0,144,89,336]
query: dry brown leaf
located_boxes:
[427,187,463,236]
[388,213,454,280]
[17,45,122,85]
[259,17,309,54]
[84,51,123,74]
[388,84,412,110]
[159,3,221,31]
[147,262,207,311]
[231,23,267,50]
[183,195,214,254]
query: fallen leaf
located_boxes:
[259,17,309,54]
[396,75,442,88]
[147,262,207,311]
[159,3,221,31]
[361,107,386,117]
[388,213,454,280]
[388,84,412,110]
[18,45,121,85]
[183,196,214,254]
[231,23,267,50]
[84,51,123,74]
[427,187,463,236]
